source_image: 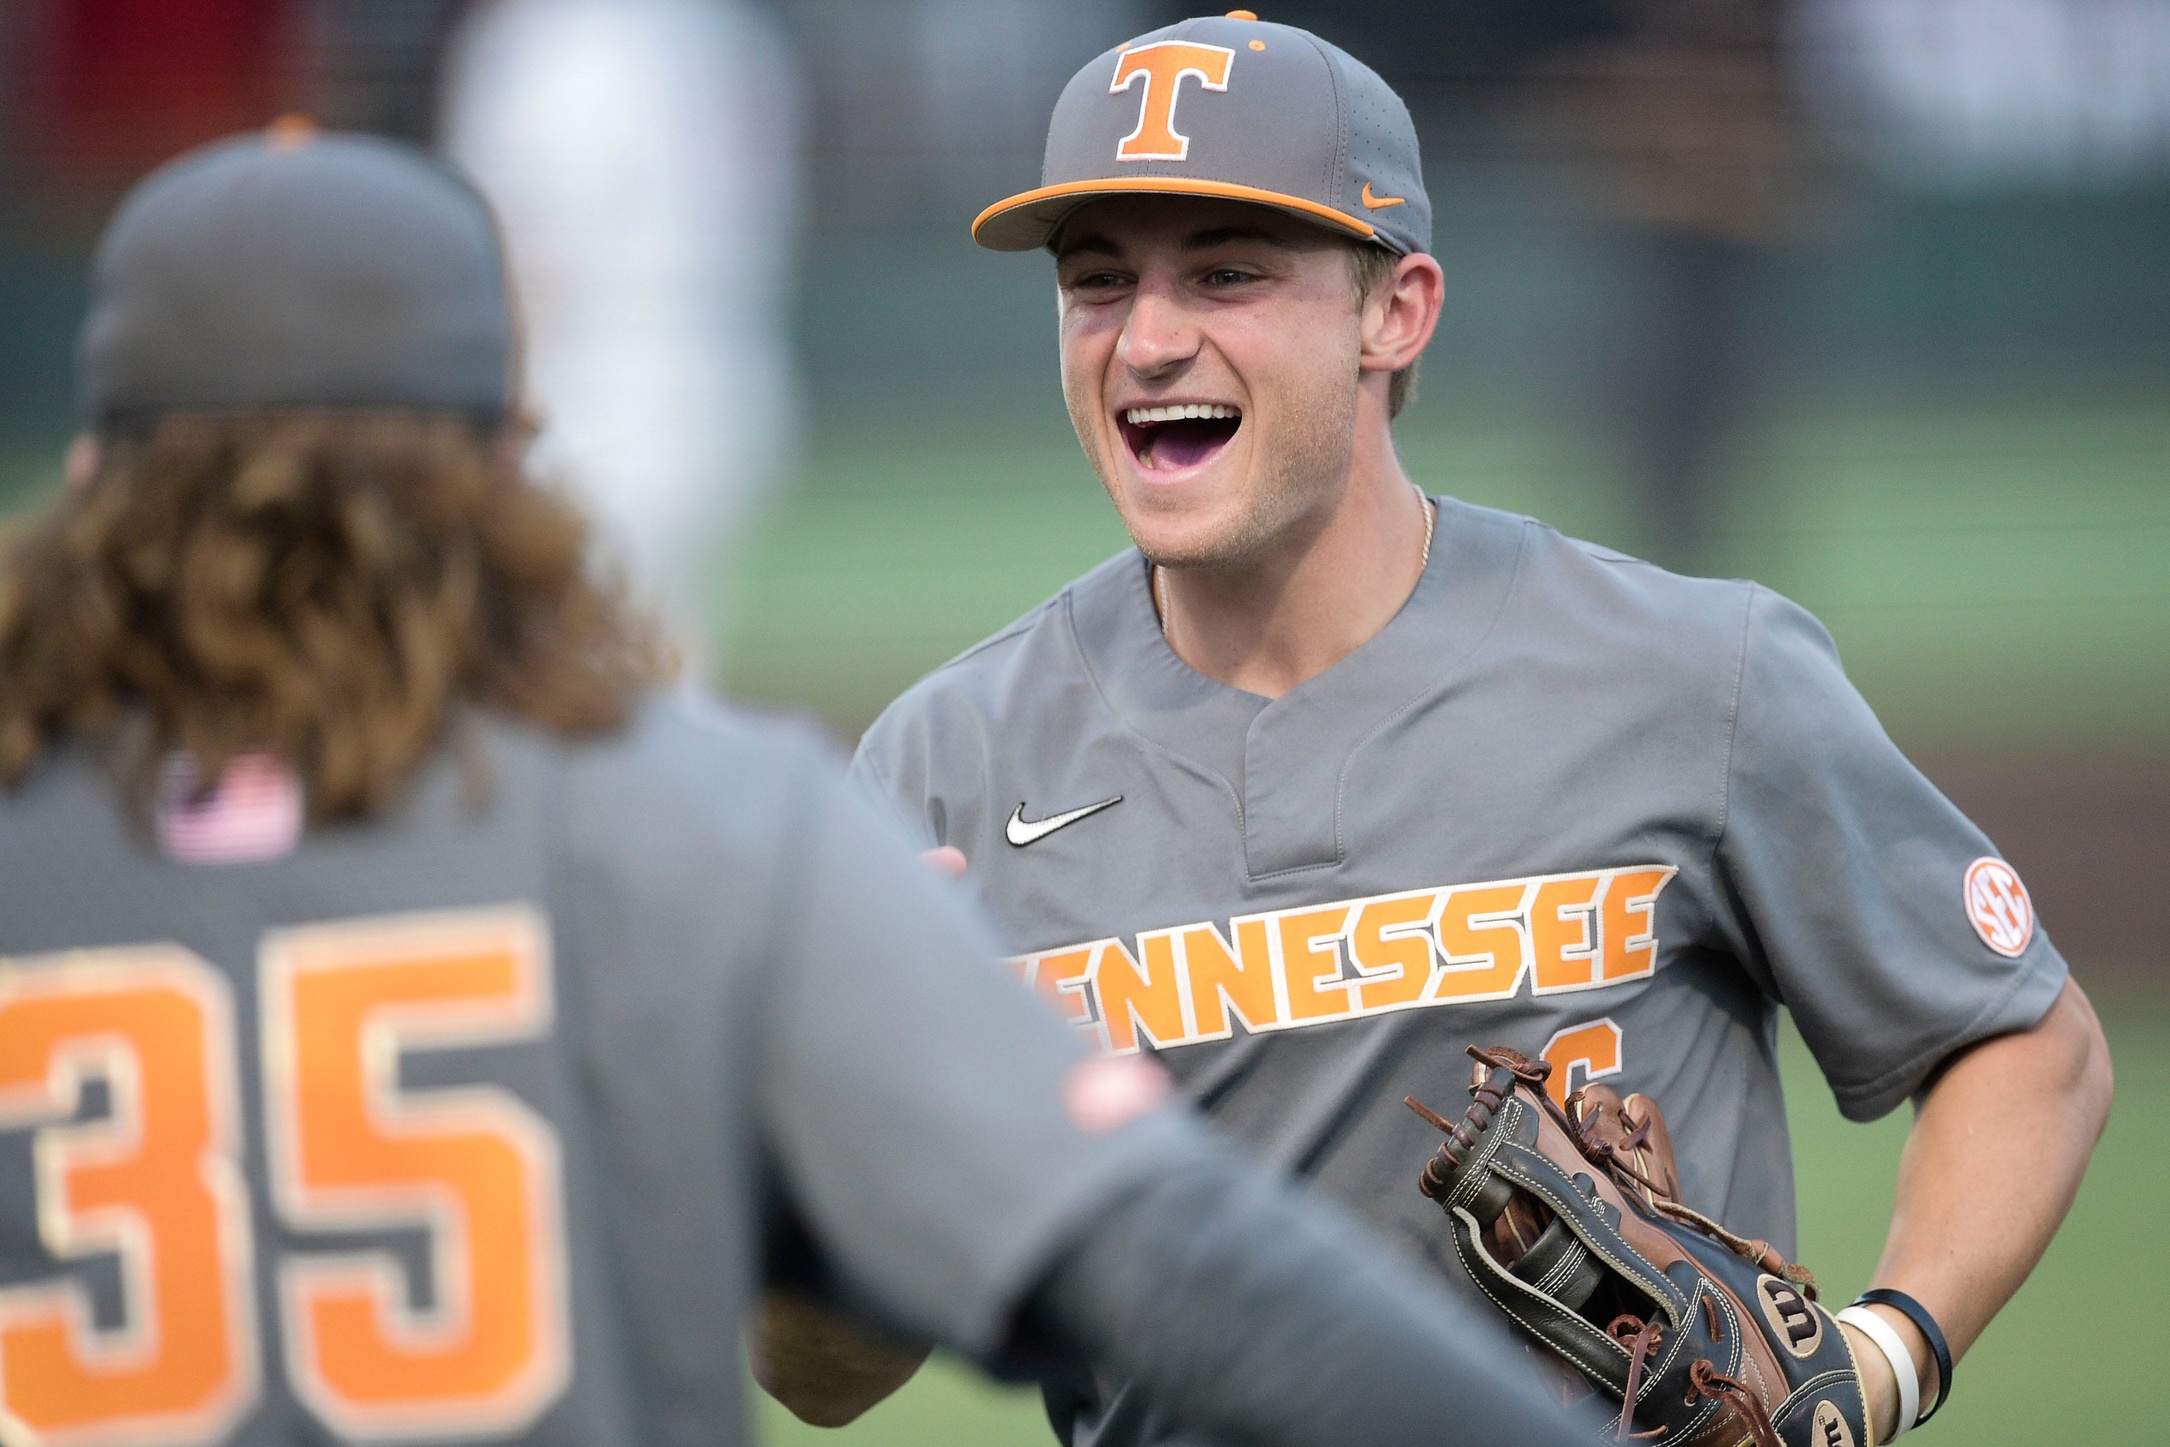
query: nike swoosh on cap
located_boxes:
[1361,182,1405,209]
[1006,797,1122,847]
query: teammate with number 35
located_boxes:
[830,12,2116,1447]
[0,127,1595,1447]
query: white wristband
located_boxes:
[1838,1304,1920,1440]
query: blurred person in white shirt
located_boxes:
[440,0,803,661]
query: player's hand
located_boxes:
[922,846,967,878]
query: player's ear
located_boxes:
[63,434,100,491]
[1358,251,1444,377]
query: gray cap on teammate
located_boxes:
[974,11,1429,256]
[78,121,515,429]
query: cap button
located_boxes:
[265,114,318,153]
[1225,9,1258,19]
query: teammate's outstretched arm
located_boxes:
[751,755,1598,1447]
[1014,1143,1596,1447]
[751,847,966,1427]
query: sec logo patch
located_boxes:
[1965,857,2035,957]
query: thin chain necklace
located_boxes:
[1155,484,1435,641]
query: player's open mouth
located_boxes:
[1118,403,1242,473]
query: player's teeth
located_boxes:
[1124,405,1240,424]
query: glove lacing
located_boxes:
[1451,1048,1821,1298]
[1607,1315,1667,1441]
[1685,1359,1784,1447]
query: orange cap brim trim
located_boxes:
[972,177,1377,251]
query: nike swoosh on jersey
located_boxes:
[1005,796,1122,847]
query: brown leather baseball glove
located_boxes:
[1407,1047,1870,1447]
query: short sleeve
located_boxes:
[754,759,1192,1355]
[851,703,951,845]
[1714,588,2067,1121]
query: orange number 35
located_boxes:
[0,908,569,1447]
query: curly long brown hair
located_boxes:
[0,411,675,819]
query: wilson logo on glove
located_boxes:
[1812,1401,1858,1447]
[1756,1276,1822,1358]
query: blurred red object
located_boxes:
[9,0,305,224]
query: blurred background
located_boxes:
[0,1,2162,1441]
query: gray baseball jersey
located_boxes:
[0,693,1192,1447]
[854,495,2067,1435]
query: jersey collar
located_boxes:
[1064,496,1530,878]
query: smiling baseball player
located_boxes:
[0,124,1602,1447]
[824,12,2115,1446]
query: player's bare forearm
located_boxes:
[750,1292,930,1427]
[1840,977,2112,1439]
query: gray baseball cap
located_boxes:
[973,11,1429,256]
[78,121,515,429]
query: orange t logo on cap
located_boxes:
[1112,42,1235,162]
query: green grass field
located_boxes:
[757,996,2170,1447]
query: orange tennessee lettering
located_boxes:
[1601,868,1675,981]
[1027,947,1098,1027]
[261,909,569,1438]
[1180,919,1277,1039]
[1111,41,1235,161]
[1429,884,1530,1000]
[1531,874,1604,992]
[1539,1019,1624,1109]
[0,951,256,1447]
[1011,863,1674,1052]
[1094,938,1186,1054]
[1349,891,1438,1012]
[1278,905,1354,1022]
